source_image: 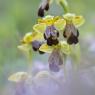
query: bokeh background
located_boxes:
[0,0,95,95]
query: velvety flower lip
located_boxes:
[67,33,79,45]
[44,25,57,39]
[38,0,50,17]
[38,7,44,17]
[49,62,60,72]
[44,2,49,11]
[63,23,80,44]
[32,40,42,51]
[48,49,63,72]
[46,37,59,46]
[38,41,70,71]
[32,40,45,54]
[63,13,85,45]
[44,25,59,46]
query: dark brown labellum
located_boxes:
[47,37,53,46]
[49,62,60,72]
[45,3,49,11]
[63,23,79,44]
[38,0,50,17]
[48,49,63,72]
[32,41,45,54]
[52,39,59,45]
[32,47,38,51]
[44,26,59,46]
[38,7,44,17]
[32,40,42,51]
[67,33,79,44]
[46,37,59,46]
[44,26,59,40]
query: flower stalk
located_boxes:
[58,0,69,13]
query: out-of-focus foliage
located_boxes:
[0,0,95,95]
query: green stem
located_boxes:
[59,0,69,13]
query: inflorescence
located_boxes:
[18,0,85,72]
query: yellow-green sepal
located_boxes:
[63,13,75,21]
[39,43,54,53]
[63,13,85,27]
[22,31,44,44]
[54,19,66,31]
[72,16,85,27]
[60,41,71,55]
[33,23,46,33]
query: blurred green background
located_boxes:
[0,0,95,94]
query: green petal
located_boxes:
[44,15,54,26]
[22,31,44,43]
[63,13,75,21]
[54,19,66,31]
[30,31,44,41]
[39,43,54,53]
[22,32,32,43]
[73,16,85,27]
[60,41,70,55]
[33,23,46,33]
